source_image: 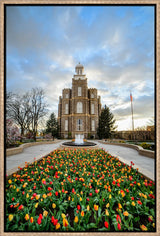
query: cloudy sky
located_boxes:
[6,5,155,131]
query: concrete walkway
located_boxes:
[95,141,155,181]
[6,140,155,181]
[6,141,64,176]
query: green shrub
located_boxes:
[140,142,152,150]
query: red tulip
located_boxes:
[37,217,42,225]
[55,191,58,196]
[104,221,109,228]
[77,205,81,210]
[116,215,121,223]
[117,223,121,230]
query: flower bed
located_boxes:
[6,149,155,232]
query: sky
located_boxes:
[6,5,155,131]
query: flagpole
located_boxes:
[130,92,134,131]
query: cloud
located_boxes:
[6,6,154,130]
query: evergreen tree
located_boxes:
[46,113,59,139]
[97,105,117,139]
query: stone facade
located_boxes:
[58,64,101,139]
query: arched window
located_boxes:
[91,93,94,98]
[77,119,83,131]
[77,102,83,113]
[92,120,95,131]
[78,87,82,96]
[65,120,68,131]
[91,103,94,114]
[65,103,68,114]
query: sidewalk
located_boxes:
[6,140,155,181]
[6,141,64,176]
[96,141,155,181]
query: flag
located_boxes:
[130,93,133,102]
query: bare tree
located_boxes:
[6,92,32,139]
[29,88,48,141]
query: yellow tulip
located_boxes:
[87,205,90,211]
[56,223,60,230]
[42,194,47,199]
[35,202,38,208]
[106,203,110,208]
[26,193,29,198]
[74,216,78,223]
[131,201,135,206]
[105,209,109,216]
[43,210,48,217]
[61,213,66,219]
[63,218,68,227]
[52,203,56,209]
[8,179,12,184]
[24,214,29,221]
[36,195,40,200]
[8,214,13,221]
[109,194,112,199]
[118,203,122,209]
[140,225,148,231]
[123,211,129,216]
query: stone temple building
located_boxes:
[58,63,101,139]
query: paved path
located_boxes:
[6,140,155,181]
[6,141,64,175]
[95,141,155,181]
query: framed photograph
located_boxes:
[0,0,159,235]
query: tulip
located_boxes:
[43,210,48,217]
[36,195,40,200]
[77,205,81,210]
[61,213,66,219]
[37,217,42,225]
[52,203,56,209]
[8,214,14,221]
[87,205,90,211]
[63,218,68,227]
[74,216,78,223]
[56,223,60,230]
[30,217,34,223]
[18,205,24,210]
[81,211,84,217]
[117,223,121,230]
[35,203,38,208]
[118,203,122,209]
[105,209,109,216]
[148,216,153,222]
[123,211,129,216]
[104,221,109,228]
[116,215,121,223]
[140,225,148,231]
[106,203,109,208]
[94,204,99,211]
[24,214,29,221]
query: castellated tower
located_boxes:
[58,63,101,139]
